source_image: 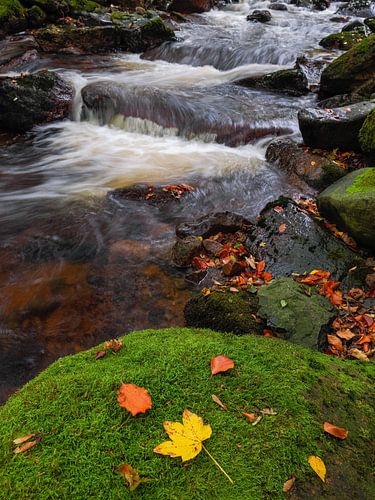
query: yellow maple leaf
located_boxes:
[154,409,212,462]
[308,455,326,482]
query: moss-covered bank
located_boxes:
[0,328,374,499]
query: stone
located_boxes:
[248,199,363,280]
[268,2,288,10]
[265,138,346,190]
[317,168,375,251]
[0,34,37,68]
[176,212,253,239]
[168,0,216,13]
[0,70,74,133]
[359,109,375,156]
[202,239,223,256]
[298,101,375,152]
[337,0,375,18]
[364,17,375,32]
[257,277,335,349]
[319,31,366,51]
[184,290,261,334]
[247,10,272,23]
[236,68,309,97]
[342,20,367,33]
[319,35,375,100]
[172,236,202,267]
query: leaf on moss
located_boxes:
[308,455,326,482]
[323,422,348,440]
[211,394,228,410]
[283,475,296,492]
[119,463,151,492]
[211,355,234,375]
[117,383,152,416]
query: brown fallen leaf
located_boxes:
[104,339,123,353]
[95,350,106,360]
[261,407,277,416]
[119,463,151,492]
[283,475,296,493]
[117,383,152,416]
[242,412,256,422]
[278,223,287,233]
[211,394,228,410]
[14,436,41,454]
[252,415,262,426]
[348,348,369,362]
[211,355,234,375]
[13,433,35,445]
[335,329,356,341]
[327,335,344,352]
[323,422,348,440]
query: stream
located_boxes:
[0,1,348,402]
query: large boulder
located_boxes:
[265,138,346,190]
[168,0,216,13]
[0,70,73,133]
[235,68,309,97]
[298,101,375,151]
[248,199,363,280]
[319,35,375,100]
[317,168,375,251]
[257,277,335,349]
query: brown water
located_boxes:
[0,1,348,402]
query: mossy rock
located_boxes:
[0,0,25,19]
[184,290,261,334]
[319,34,375,99]
[359,108,375,155]
[0,328,374,498]
[318,168,375,251]
[236,68,309,97]
[319,31,366,51]
[365,16,375,33]
[257,277,335,350]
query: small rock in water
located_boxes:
[247,10,272,23]
[268,2,288,10]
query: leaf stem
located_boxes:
[202,444,234,484]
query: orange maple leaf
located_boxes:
[117,383,152,416]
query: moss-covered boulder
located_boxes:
[319,31,366,51]
[257,277,335,349]
[298,100,375,151]
[0,70,73,132]
[235,68,309,97]
[319,35,375,99]
[184,290,260,334]
[0,0,27,37]
[0,328,374,498]
[359,108,375,156]
[365,16,375,32]
[318,168,375,251]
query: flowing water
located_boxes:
[0,1,350,402]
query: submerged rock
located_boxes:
[317,168,375,251]
[265,138,346,190]
[298,101,375,152]
[247,10,272,23]
[248,199,363,280]
[0,70,73,133]
[184,290,261,334]
[236,68,309,97]
[258,277,335,349]
[319,35,375,100]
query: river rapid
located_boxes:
[0,1,349,402]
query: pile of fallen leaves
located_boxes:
[145,183,194,201]
[191,231,272,294]
[294,270,375,361]
[304,147,368,173]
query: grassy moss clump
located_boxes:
[346,166,375,193]
[0,328,374,499]
[359,109,375,155]
[68,0,100,12]
[319,31,366,50]
[0,0,25,19]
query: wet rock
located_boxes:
[108,183,192,207]
[176,212,253,239]
[337,0,375,18]
[265,138,346,190]
[0,34,38,68]
[168,0,216,13]
[202,238,223,256]
[172,236,202,268]
[236,68,309,97]
[247,10,272,23]
[257,277,335,349]
[295,52,332,90]
[109,239,151,263]
[359,109,375,157]
[298,101,375,152]
[365,16,375,32]
[0,70,73,133]
[184,290,261,334]
[319,35,375,100]
[319,31,366,51]
[248,199,363,280]
[317,168,375,251]
[33,16,174,54]
[312,0,330,10]
[317,93,365,108]
[342,20,367,33]
[268,2,288,10]
[0,0,27,39]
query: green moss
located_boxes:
[0,0,25,19]
[359,109,375,155]
[68,0,100,12]
[141,16,174,35]
[364,17,375,33]
[184,290,261,334]
[0,328,374,498]
[346,167,375,193]
[319,31,366,50]
[321,161,347,186]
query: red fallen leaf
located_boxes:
[331,290,343,306]
[145,193,154,200]
[300,270,331,285]
[273,205,284,214]
[327,335,344,352]
[242,412,256,422]
[356,334,373,345]
[256,260,266,274]
[191,256,209,270]
[323,422,348,440]
[95,350,107,360]
[283,475,296,493]
[336,329,356,341]
[263,328,277,338]
[278,223,287,233]
[262,271,273,282]
[211,355,235,375]
[117,384,152,416]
